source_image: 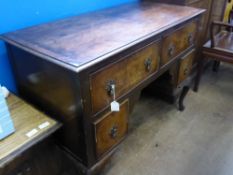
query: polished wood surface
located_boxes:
[90,41,160,114]
[208,0,228,28]
[177,49,195,85]
[144,0,227,107]
[0,94,60,166]
[153,0,228,43]
[1,2,205,174]
[1,2,204,72]
[161,21,197,66]
[195,21,233,91]
[94,100,129,158]
[187,0,212,51]
[210,27,233,51]
[204,21,233,62]
[213,31,233,52]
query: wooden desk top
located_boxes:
[1,2,204,72]
[0,94,61,167]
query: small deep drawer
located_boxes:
[93,100,129,158]
[161,21,197,66]
[177,49,195,85]
[90,41,161,113]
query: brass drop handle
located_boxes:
[188,33,194,44]
[144,58,152,71]
[168,44,175,57]
[184,68,189,75]
[106,80,116,96]
[110,125,118,139]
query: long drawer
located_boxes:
[90,41,161,113]
[161,21,197,66]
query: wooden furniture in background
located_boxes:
[0,94,85,175]
[209,0,228,36]
[1,2,204,174]
[195,21,233,91]
[144,0,227,106]
[0,94,60,166]
[150,0,214,44]
[0,94,62,175]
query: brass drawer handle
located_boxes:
[168,43,175,57]
[106,80,116,96]
[188,33,194,44]
[184,68,189,76]
[144,58,152,71]
[110,125,118,139]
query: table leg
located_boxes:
[178,86,190,111]
[194,54,205,92]
[213,60,220,72]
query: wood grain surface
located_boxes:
[161,21,197,66]
[1,2,204,72]
[0,94,60,167]
[177,49,195,85]
[90,41,160,113]
[94,100,129,158]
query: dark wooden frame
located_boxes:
[195,21,233,91]
[1,3,205,174]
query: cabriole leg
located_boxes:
[178,86,190,111]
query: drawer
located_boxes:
[93,100,129,158]
[161,21,197,66]
[90,41,160,113]
[177,49,195,85]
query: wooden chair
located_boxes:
[194,20,233,91]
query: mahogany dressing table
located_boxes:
[1,2,205,174]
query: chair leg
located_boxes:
[212,60,220,72]
[194,55,205,92]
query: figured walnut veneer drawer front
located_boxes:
[177,49,195,85]
[93,100,129,158]
[90,41,160,113]
[161,21,197,66]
